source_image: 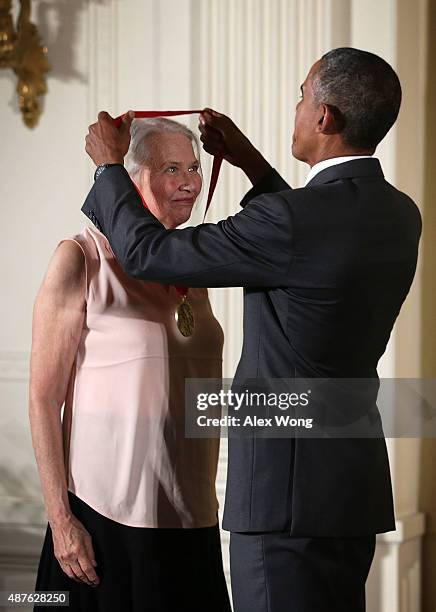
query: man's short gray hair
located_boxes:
[312,47,402,149]
[124,117,201,178]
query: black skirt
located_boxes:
[35,491,231,612]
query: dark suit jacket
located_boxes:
[82,158,421,536]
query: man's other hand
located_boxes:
[199,108,271,185]
[85,111,134,166]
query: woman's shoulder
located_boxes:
[48,226,104,293]
[40,239,86,299]
[58,226,104,264]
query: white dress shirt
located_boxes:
[304,155,375,186]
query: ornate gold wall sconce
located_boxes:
[0,0,50,128]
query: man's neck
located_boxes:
[308,147,375,168]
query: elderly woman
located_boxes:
[29,118,231,612]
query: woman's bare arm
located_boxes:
[29,240,99,586]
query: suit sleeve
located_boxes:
[81,165,293,288]
[239,167,292,208]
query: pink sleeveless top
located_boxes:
[61,226,224,528]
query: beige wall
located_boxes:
[0,1,434,610]
[419,1,436,610]
[392,0,436,609]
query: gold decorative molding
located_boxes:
[0,0,50,128]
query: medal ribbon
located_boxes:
[114,109,223,301]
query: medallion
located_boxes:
[176,297,195,337]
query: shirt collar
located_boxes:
[304,155,375,187]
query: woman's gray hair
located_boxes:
[124,117,201,178]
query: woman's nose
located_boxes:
[179,172,196,191]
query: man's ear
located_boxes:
[317,104,345,135]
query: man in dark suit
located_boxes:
[82,48,421,612]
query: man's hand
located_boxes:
[198,108,272,185]
[85,110,134,166]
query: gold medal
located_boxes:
[175,295,195,337]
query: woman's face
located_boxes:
[136,132,202,229]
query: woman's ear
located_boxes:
[136,166,152,190]
[131,167,153,210]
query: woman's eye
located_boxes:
[166,166,177,173]
[189,165,199,172]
